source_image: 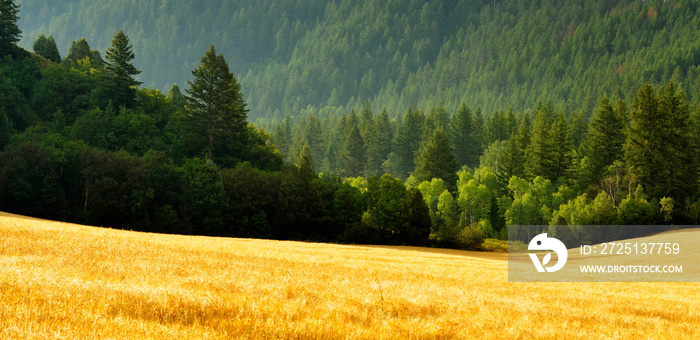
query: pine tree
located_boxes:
[303,112,324,164]
[549,112,573,181]
[359,100,374,140]
[33,34,60,62]
[413,127,459,191]
[497,134,525,188]
[394,107,425,178]
[102,30,142,108]
[0,0,20,57]
[63,38,104,68]
[359,101,378,176]
[340,125,366,177]
[448,103,480,168]
[625,82,697,201]
[424,102,449,136]
[271,115,292,159]
[182,45,248,165]
[581,96,626,186]
[367,108,393,176]
[525,103,555,180]
[515,113,531,153]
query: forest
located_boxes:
[16,0,700,122]
[2,0,700,249]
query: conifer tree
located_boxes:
[448,103,479,168]
[626,83,697,202]
[102,30,142,108]
[548,112,573,181]
[581,96,626,186]
[340,125,366,177]
[367,108,393,176]
[0,0,20,57]
[394,107,425,178]
[497,135,525,188]
[424,102,449,136]
[33,34,60,62]
[525,104,553,179]
[63,38,104,68]
[271,115,292,159]
[182,45,248,165]
[413,127,459,191]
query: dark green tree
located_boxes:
[424,102,449,136]
[63,38,104,68]
[33,34,60,62]
[525,103,555,180]
[497,135,525,188]
[0,0,20,57]
[366,108,393,176]
[340,124,366,177]
[448,103,480,168]
[181,45,248,166]
[413,127,459,191]
[625,83,698,202]
[581,96,627,187]
[548,112,573,182]
[394,107,425,178]
[102,30,142,108]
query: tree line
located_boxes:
[3,0,699,249]
[266,79,700,246]
[0,1,433,247]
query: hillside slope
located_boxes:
[16,0,700,120]
[1,211,699,338]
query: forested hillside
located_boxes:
[17,0,700,121]
[4,0,700,250]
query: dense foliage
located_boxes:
[0,3,433,247]
[4,0,700,249]
[16,0,700,122]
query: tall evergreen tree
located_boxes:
[102,30,142,108]
[303,112,324,164]
[413,127,459,191]
[367,108,393,176]
[181,45,248,166]
[515,113,531,153]
[525,103,555,180]
[394,107,425,178]
[271,115,292,159]
[424,102,449,136]
[581,96,626,186]
[448,103,479,168]
[340,125,366,177]
[625,82,697,201]
[0,0,20,57]
[33,34,60,62]
[497,134,525,188]
[549,112,573,181]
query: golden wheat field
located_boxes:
[1,212,699,339]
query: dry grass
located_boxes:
[1,211,699,339]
